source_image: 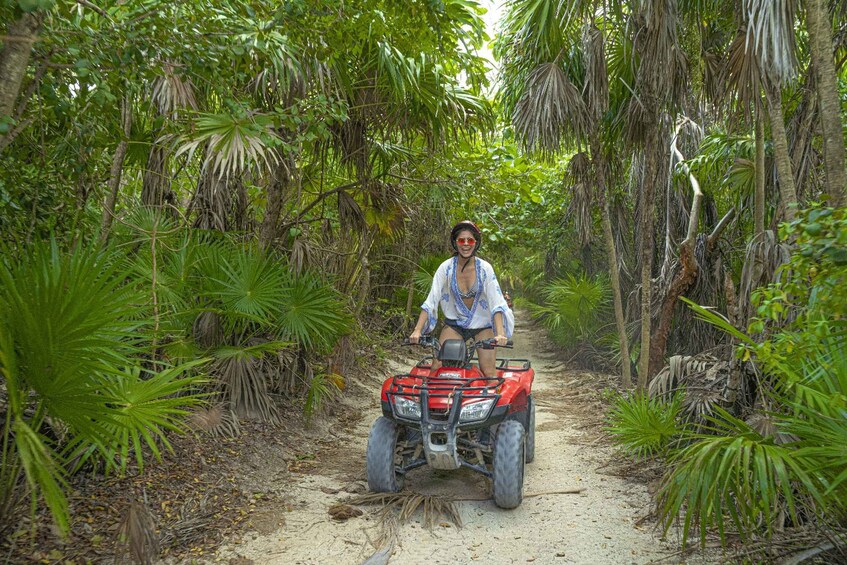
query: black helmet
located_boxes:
[450,220,481,253]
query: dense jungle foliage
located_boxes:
[1,0,846,557]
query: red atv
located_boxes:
[367,336,535,508]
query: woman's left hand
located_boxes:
[494,334,508,346]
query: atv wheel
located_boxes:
[525,397,536,464]
[492,419,525,509]
[367,417,403,492]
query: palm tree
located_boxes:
[744,0,801,220]
[804,0,846,206]
[498,0,633,386]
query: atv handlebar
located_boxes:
[403,336,513,349]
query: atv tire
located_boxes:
[367,417,403,493]
[492,419,525,509]
[525,396,536,464]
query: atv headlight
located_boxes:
[459,399,495,422]
[393,396,421,420]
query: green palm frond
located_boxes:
[0,241,203,534]
[80,361,207,474]
[682,298,755,346]
[0,242,141,429]
[781,337,847,502]
[303,372,342,425]
[607,392,684,458]
[175,110,282,178]
[278,273,350,351]
[413,254,445,298]
[13,419,69,533]
[202,244,287,331]
[658,407,815,547]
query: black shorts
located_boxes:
[443,319,491,342]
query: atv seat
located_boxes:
[438,339,467,368]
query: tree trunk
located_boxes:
[591,134,632,388]
[637,125,661,388]
[192,163,230,231]
[141,144,171,208]
[0,12,41,119]
[650,242,698,376]
[764,82,798,221]
[649,136,704,377]
[259,156,292,247]
[754,105,765,238]
[806,0,846,206]
[100,95,133,244]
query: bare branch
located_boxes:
[76,0,114,22]
[669,118,703,247]
[708,207,737,246]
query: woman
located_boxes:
[409,220,514,377]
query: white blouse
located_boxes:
[420,256,514,337]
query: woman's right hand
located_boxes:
[409,329,422,344]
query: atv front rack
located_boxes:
[414,357,532,372]
[386,373,504,407]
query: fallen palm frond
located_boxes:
[347,492,462,529]
[188,404,241,438]
[649,355,714,399]
[115,499,159,565]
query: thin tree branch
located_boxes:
[293,180,367,222]
[0,116,33,154]
[670,118,703,247]
[76,0,114,22]
[708,207,737,246]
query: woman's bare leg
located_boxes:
[473,328,497,376]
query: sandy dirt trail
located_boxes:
[213,315,684,565]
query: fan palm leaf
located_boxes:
[0,242,141,431]
[0,241,203,533]
[175,110,282,179]
[607,392,684,458]
[277,273,350,351]
[199,243,287,332]
[84,362,207,474]
[513,62,588,156]
[658,407,816,547]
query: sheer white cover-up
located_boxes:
[420,256,514,337]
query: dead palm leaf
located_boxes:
[564,153,594,247]
[738,229,791,324]
[513,62,588,157]
[151,62,198,117]
[213,347,280,423]
[583,24,609,123]
[347,492,463,529]
[744,0,799,84]
[723,28,763,120]
[338,190,366,233]
[289,237,313,277]
[649,354,714,399]
[188,404,241,437]
[115,499,159,565]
